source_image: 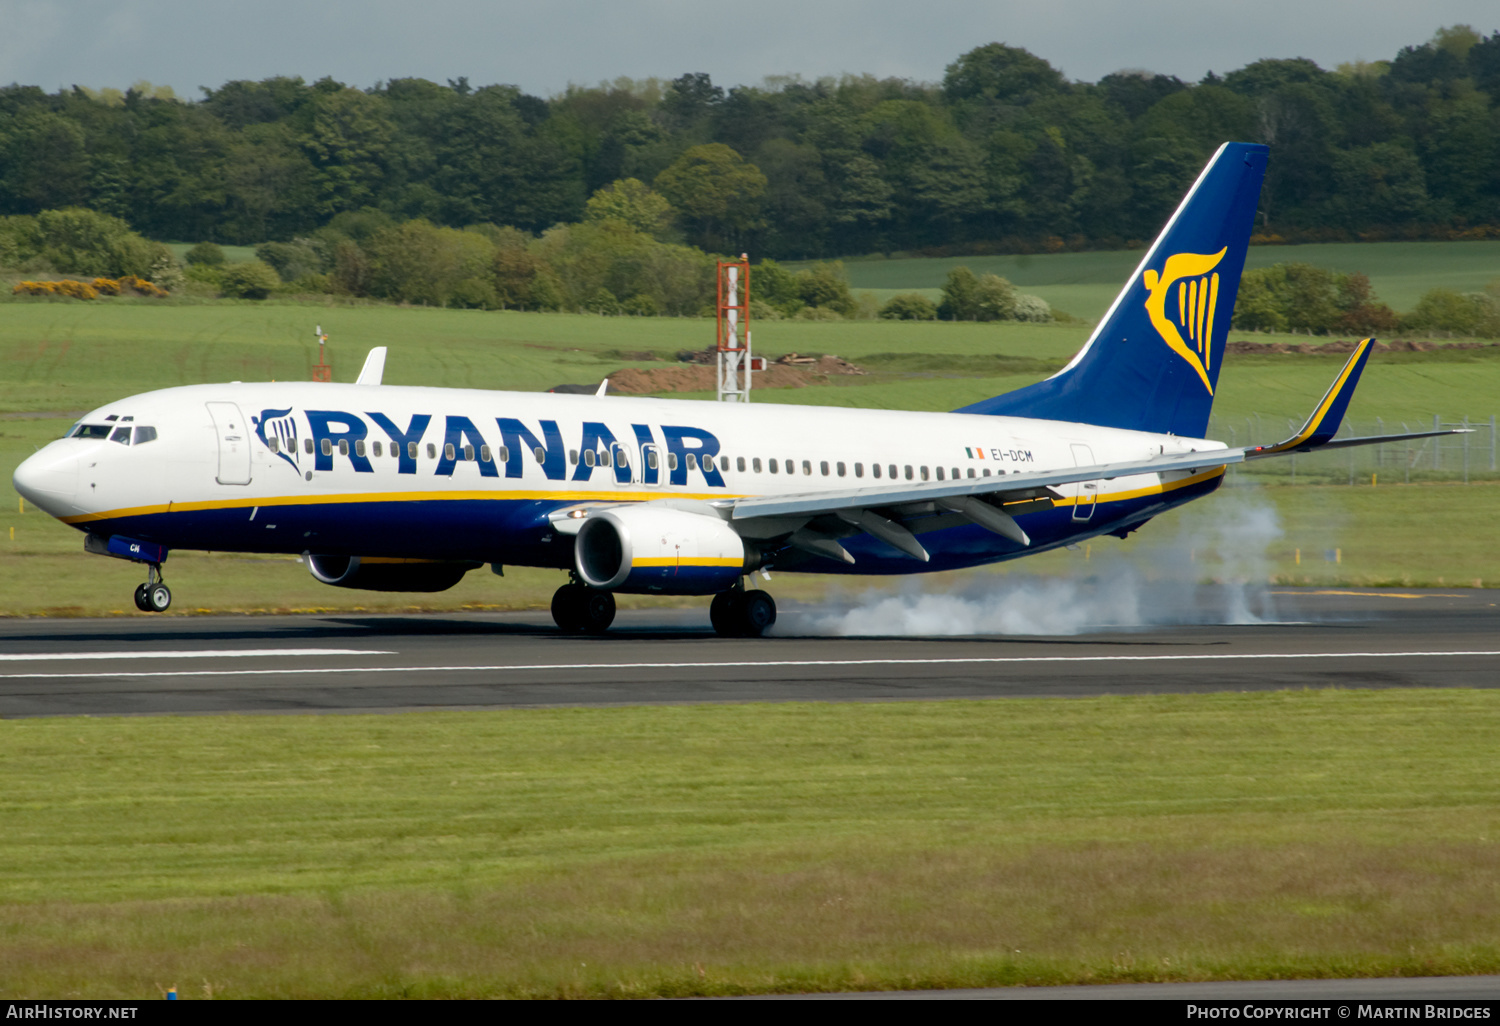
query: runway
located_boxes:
[0,588,1495,717]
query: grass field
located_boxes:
[825,240,1500,321]
[2,690,1496,997]
[161,242,259,264]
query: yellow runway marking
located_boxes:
[1272,590,1471,600]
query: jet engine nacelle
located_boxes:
[575,506,754,595]
[304,553,476,592]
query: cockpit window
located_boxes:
[110,427,132,445]
[133,426,157,445]
[71,424,113,439]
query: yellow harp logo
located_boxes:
[1142,248,1226,395]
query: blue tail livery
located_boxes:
[958,142,1269,437]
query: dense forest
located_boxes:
[3,26,1500,258]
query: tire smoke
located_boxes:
[772,491,1284,637]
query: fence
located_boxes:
[1204,413,1499,485]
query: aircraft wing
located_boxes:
[721,338,1468,556]
[551,339,1467,560]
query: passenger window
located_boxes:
[648,451,659,470]
[935,467,944,481]
[952,467,960,479]
[872,463,881,479]
[616,450,628,467]
[668,453,679,471]
[769,459,778,474]
[820,461,829,476]
[338,439,349,456]
[533,446,546,464]
[584,449,596,467]
[889,465,897,479]
[967,468,975,479]
[134,426,156,445]
[837,462,846,477]
[321,439,333,456]
[803,460,813,475]
[905,465,914,480]
[444,443,456,460]
[110,427,131,445]
[408,442,418,460]
[920,466,929,481]
[983,468,992,477]
[480,445,492,462]
[463,444,474,461]
[268,437,280,454]
[427,443,437,459]
[705,455,716,472]
[372,441,382,457]
[738,457,747,472]
[687,453,698,471]
[601,450,612,468]
[752,457,761,472]
[569,449,579,465]
[305,438,314,454]
[499,446,509,463]
[854,463,863,478]
[356,440,367,458]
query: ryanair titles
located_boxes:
[251,407,726,488]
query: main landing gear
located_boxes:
[551,581,616,634]
[132,563,171,613]
[710,585,776,638]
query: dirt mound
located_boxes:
[606,354,866,394]
[1224,339,1500,355]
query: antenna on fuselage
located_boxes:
[312,324,332,383]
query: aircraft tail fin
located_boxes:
[957,142,1269,437]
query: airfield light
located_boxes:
[312,324,332,382]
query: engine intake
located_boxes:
[575,506,752,595]
[305,553,477,592]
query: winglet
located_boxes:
[595,378,609,397]
[355,347,387,386]
[1250,338,1376,456]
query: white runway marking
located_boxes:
[0,650,1496,680]
[0,648,391,662]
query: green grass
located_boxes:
[1,691,1497,997]
[162,242,260,264]
[827,240,1500,320]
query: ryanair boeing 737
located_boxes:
[11,143,1460,636]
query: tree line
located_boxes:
[3,26,1500,258]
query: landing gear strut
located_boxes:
[551,582,616,634]
[132,563,171,613]
[710,585,776,638]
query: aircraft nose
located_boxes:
[12,445,80,516]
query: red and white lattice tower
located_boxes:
[716,256,752,402]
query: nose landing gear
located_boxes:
[132,564,171,613]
